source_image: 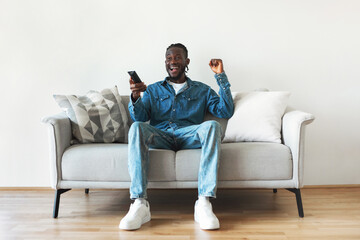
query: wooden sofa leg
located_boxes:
[85,188,89,194]
[53,189,71,218]
[286,188,304,218]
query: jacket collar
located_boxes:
[161,76,198,88]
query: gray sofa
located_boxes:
[42,96,314,218]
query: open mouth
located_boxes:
[170,66,179,72]
[168,66,181,76]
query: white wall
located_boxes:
[1,0,359,187]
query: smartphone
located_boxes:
[128,71,142,83]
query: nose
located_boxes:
[169,58,177,65]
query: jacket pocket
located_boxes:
[156,95,170,101]
[182,95,198,101]
[155,94,171,112]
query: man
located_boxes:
[119,43,234,230]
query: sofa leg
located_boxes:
[273,189,278,193]
[286,188,304,218]
[85,188,89,194]
[53,189,71,218]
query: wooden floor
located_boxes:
[1,188,360,239]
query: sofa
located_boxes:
[42,95,314,218]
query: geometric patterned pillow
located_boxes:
[53,86,129,143]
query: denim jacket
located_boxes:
[129,72,234,131]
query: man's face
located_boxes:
[165,47,189,80]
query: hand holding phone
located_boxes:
[128,71,146,101]
[128,71,142,83]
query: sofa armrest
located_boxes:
[41,112,72,189]
[282,110,315,188]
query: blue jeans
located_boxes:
[128,120,222,199]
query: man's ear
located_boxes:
[186,58,190,65]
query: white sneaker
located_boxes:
[194,199,220,230]
[119,199,151,230]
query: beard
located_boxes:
[167,65,187,81]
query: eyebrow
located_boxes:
[166,52,182,57]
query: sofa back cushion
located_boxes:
[121,96,133,130]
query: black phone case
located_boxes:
[128,71,142,83]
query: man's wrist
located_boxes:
[215,72,226,78]
[131,93,141,103]
[215,72,230,89]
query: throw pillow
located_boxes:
[223,91,290,143]
[53,86,129,143]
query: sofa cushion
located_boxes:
[61,144,176,181]
[223,91,290,143]
[121,96,133,130]
[176,142,292,181]
[54,86,129,143]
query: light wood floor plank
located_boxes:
[1,188,360,239]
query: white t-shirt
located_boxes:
[168,81,187,95]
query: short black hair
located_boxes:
[166,43,188,58]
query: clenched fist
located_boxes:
[209,59,224,74]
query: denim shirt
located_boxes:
[129,72,234,131]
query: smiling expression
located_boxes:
[165,47,190,82]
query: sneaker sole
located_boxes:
[142,213,151,225]
[194,208,220,230]
[119,213,151,230]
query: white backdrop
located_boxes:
[1,0,359,187]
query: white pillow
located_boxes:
[223,91,290,143]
